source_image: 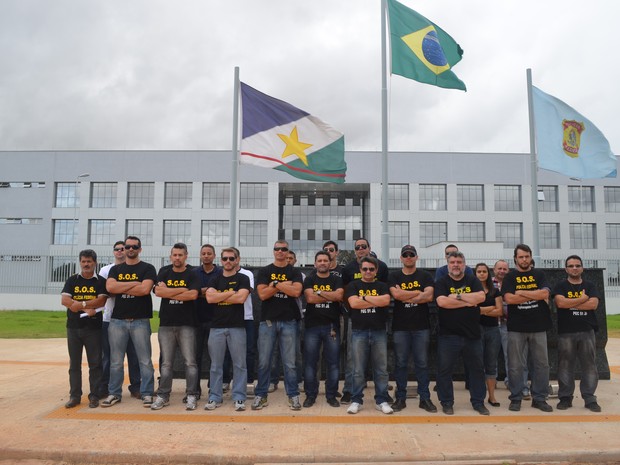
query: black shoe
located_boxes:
[65,397,80,409]
[88,397,99,408]
[488,398,500,407]
[303,397,316,408]
[509,400,521,412]
[326,397,340,407]
[531,400,553,412]
[335,391,342,398]
[130,390,141,399]
[585,402,602,412]
[419,398,438,413]
[340,392,351,404]
[557,398,573,410]
[474,404,490,416]
[441,404,454,415]
[391,398,407,412]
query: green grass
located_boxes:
[0,310,160,338]
[607,314,620,338]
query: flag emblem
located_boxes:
[401,26,451,75]
[562,120,585,158]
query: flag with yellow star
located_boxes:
[239,82,346,183]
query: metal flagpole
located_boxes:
[380,0,390,262]
[526,68,541,263]
[230,66,240,247]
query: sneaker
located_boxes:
[474,404,490,416]
[204,400,222,410]
[222,383,230,393]
[101,395,121,408]
[268,383,277,393]
[289,395,302,410]
[234,400,246,411]
[391,398,407,412]
[251,395,268,410]
[419,399,438,413]
[586,402,602,412]
[150,396,169,410]
[509,400,521,412]
[531,400,553,412]
[303,396,316,408]
[376,402,394,414]
[557,398,573,410]
[186,395,198,411]
[441,404,454,415]
[522,388,532,400]
[340,392,352,404]
[142,395,153,407]
[347,402,362,414]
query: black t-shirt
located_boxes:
[342,259,389,285]
[211,272,252,328]
[480,287,501,327]
[552,279,599,333]
[62,274,107,330]
[388,268,434,331]
[108,261,157,320]
[156,266,200,327]
[501,268,552,332]
[434,274,483,339]
[256,263,303,321]
[345,280,390,330]
[303,273,344,328]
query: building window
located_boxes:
[494,185,521,211]
[126,220,153,246]
[201,220,229,246]
[539,185,559,212]
[387,184,409,210]
[419,184,447,211]
[88,220,116,245]
[0,218,42,224]
[54,182,78,208]
[52,219,76,245]
[202,183,230,209]
[240,183,268,209]
[163,220,191,246]
[389,221,410,248]
[605,187,620,212]
[568,186,595,212]
[127,182,154,208]
[90,182,117,208]
[540,223,560,249]
[164,182,192,209]
[0,182,45,188]
[457,184,484,211]
[239,220,267,247]
[607,224,620,249]
[458,222,485,242]
[496,222,522,249]
[419,222,447,248]
[570,223,597,249]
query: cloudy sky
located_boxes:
[0,0,617,155]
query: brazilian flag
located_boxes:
[387,0,466,91]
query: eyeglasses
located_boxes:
[273,247,289,252]
[354,244,368,251]
[124,244,140,250]
[221,256,236,262]
[113,247,124,252]
[323,247,336,253]
[566,264,582,268]
[361,267,376,272]
[401,253,416,258]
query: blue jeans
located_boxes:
[557,330,598,404]
[255,320,299,398]
[270,320,303,386]
[507,331,549,402]
[437,334,486,407]
[156,326,199,400]
[393,329,431,401]
[223,319,257,384]
[304,325,340,399]
[108,318,154,398]
[350,329,389,405]
[481,325,501,379]
[101,321,140,396]
[67,327,102,400]
[208,327,247,402]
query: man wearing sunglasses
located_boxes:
[322,240,343,277]
[552,255,601,412]
[253,240,303,411]
[102,236,157,408]
[345,256,392,414]
[388,245,437,413]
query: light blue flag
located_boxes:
[533,86,616,179]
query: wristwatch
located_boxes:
[81,301,86,309]
[456,294,462,300]
[317,290,322,296]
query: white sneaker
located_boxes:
[185,395,197,411]
[268,383,277,393]
[150,396,169,410]
[376,402,394,414]
[142,395,153,407]
[234,400,246,411]
[204,400,222,410]
[347,402,362,414]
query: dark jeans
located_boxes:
[557,330,598,404]
[304,324,340,399]
[67,327,103,400]
[393,329,431,401]
[437,334,486,407]
[101,321,140,396]
[481,325,501,379]
[507,331,549,402]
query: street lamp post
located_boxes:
[71,173,90,272]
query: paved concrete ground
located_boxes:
[1,336,619,465]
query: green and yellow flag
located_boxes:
[387,0,466,91]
